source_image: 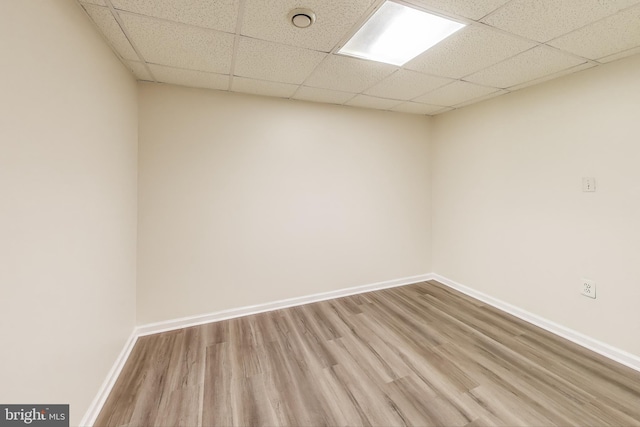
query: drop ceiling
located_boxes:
[79,0,640,115]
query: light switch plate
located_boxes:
[582,177,596,192]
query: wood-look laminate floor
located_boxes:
[95,281,640,427]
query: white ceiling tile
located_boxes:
[364,69,452,100]
[598,45,640,63]
[119,13,233,74]
[391,102,446,115]
[149,64,229,90]
[234,37,326,84]
[452,89,509,108]
[408,0,511,20]
[241,0,375,52]
[405,25,536,79]
[293,86,355,105]
[305,55,397,93]
[110,0,239,33]
[345,95,403,110]
[508,62,596,91]
[432,107,454,115]
[78,0,639,111]
[415,81,501,106]
[231,77,298,98]
[549,6,640,60]
[482,0,638,43]
[464,46,586,88]
[126,61,153,81]
[83,4,139,61]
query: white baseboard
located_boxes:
[82,271,640,426]
[136,273,435,337]
[80,330,139,427]
[432,273,640,373]
[81,273,432,426]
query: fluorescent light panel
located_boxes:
[338,1,465,66]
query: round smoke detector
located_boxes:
[289,8,316,28]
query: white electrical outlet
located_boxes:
[581,279,596,299]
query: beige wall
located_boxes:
[432,55,640,357]
[4,0,638,419]
[137,84,432,324]
[0,1,138,424]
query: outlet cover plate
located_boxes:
[581,279,596,299]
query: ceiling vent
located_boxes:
[289,8,316,28]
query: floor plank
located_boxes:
[95,280,640,426]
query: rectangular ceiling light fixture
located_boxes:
[338,1,465,66]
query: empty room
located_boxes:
[2,0,640,426]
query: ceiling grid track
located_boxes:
[75,0,640,115]
[228,0,248,92]
[103,0,157,82]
